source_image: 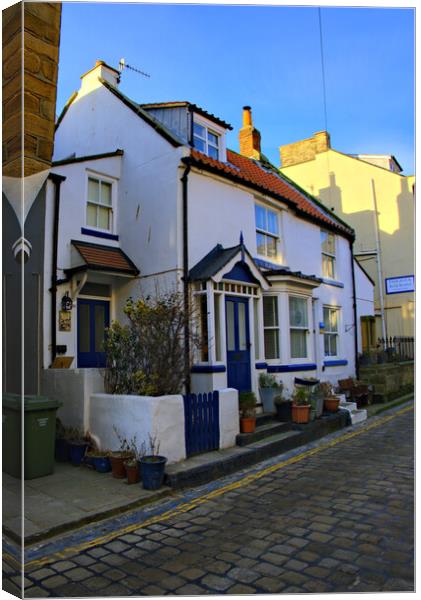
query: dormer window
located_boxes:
[193,122,219,160]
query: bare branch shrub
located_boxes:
[104,291,200,395]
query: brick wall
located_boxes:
[280,131,331,168]
[2,2,62,178]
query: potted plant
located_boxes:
[110,426,135,478]
[274,394,292,422]
[309,384,325,419]
[67,427,90,466]
[90,449,111,473]
[139,434,167,490]
[239,391,257,433]
[258,373,282,413]
[124,438,146,484]
[291,387,311,424]
[320,382,340,413]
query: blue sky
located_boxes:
[56,3,415,174]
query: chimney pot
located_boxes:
[239,106,261,160]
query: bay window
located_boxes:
[289,296,308,358]
[263,296,279,359]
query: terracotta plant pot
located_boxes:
[324,396,340,413]
[240,417,256,433]
[291,404,311,424]
[110,454,128,479]
[125,462,140,484]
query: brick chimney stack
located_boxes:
[239,106,261,160]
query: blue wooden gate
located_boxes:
[183,391,220,457]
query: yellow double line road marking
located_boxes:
[12,404,412,571]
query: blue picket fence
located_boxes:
[183,391,220,457]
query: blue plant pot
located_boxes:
[69,442,88,466]
[259,388,277,413]
[55,438,70,462]
[93,456,111,473]
[140,456,167,490]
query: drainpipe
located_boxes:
[181,163,191,394]
[350,239,359,380]
[48,173,66,366]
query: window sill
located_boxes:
[191,365,226,374]
[81,227,119,241]
[323,359,348,367]
[267,363,317,373]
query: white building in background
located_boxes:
[43,60,374,422]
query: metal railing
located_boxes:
[377,336,414,361]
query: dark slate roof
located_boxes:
[69,240,139,276]
[189,244,241,281]
[264,267,322,284]
[141,101,233,130]
[52,149,124,166]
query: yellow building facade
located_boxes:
[280,132,414,345]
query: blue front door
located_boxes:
[226,297,251,392]
[77,299,110,367]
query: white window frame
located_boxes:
[86,173,115,233]
[255,203,280,262]
[263,295,280,360]
[321,229,336,279]
[193,121,220,160]
[323,305,340,358]
[289,295,310,360]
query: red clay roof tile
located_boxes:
[188,149,353,238]
[72,241,139,275]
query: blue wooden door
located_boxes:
[77,299,110,367]
[225,297,251,392]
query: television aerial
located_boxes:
[119,58,151,79]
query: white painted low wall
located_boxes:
[41,368,104,430]
[89,388,239,465]
[219,388,239,449]
[89,393,186,464]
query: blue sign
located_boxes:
[385,275,414,295]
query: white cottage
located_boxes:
[43,60,374,422]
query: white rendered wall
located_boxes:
[88,388,238,464]
[41,368,104,430]
[54,82,186,282]
[219,388,239,449]
[89,393,186,464]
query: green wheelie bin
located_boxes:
[3,394,62,479]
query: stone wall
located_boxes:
[2,2,62,177]
[359,361,414,403]
[280,130,331,168]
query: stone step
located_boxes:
[236,421,292,447]
[339,400,358,411]
[165,412,349,490]
[256,412,277,426]
[349,409,367,425]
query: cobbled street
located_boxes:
[8,404,415,596]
